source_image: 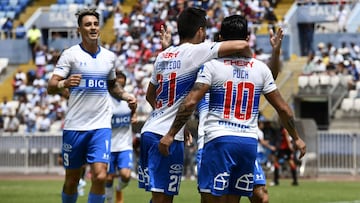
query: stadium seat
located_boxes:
[330,75,340,87]
[0,0,9,7]
[49,4,60,12]
[9,0,18,7]
[5,10,16,19]
[18,0,29,8]
[319,74,331,93]
[340,98,354,115]
[353,98,360,112]
[348,89,358,99]
[57,0,66,4]
[355,81,360,90]
[340,75,352,87]
[308,74,320,93]
[298,75,309,93]
[84,0,93,5]
[74,0,84,4]
[319,74,330,86]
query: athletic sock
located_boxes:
[105,182,113,203]
[88,193,105,203]
[116,178,129,191]
[62,192,78,203]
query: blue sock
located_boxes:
[62,192,78,203]
[88,192,105,203]
[149,199,152,203]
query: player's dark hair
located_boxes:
[116,70,127,87]
[177,7,207,40]
[75,8,100,27]
[116,70,127,81]
[220,15,248,41]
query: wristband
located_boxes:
[57,80,65,89]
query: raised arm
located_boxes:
[267,28,284,80]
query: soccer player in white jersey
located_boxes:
[196,27,284,203]
[161,15,306,203]
[139,7,253,203]
[105,71,137,203]
[47,9,136,203]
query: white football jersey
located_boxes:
[141,42,221,141]
[196,92,210,150]
[53,44,116,130]
[110,97,133,152]
[196,57,277,143]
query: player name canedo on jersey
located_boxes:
[53,44,117,131]
[141,42,221,141]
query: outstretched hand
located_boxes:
[269,28,284,51]
[294,138,306,159]
[160,25,172,50]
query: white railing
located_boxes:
[0,131,359,175]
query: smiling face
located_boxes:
[78,15,100,45]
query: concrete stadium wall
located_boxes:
[0,39,32,64]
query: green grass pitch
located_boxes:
[0,178,359,203]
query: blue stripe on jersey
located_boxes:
[197,95,209,112]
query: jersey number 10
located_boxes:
[223,81,254,120]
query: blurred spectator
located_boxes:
[349,42,360,60]
[313,56,327,73]
[25,108,37,134]
[4,113,20,133]
[336,4,348,32]
[15,22,27,39]
[0,97,11,116]
[34,45,48,78]
[262,0,277,29]
[303,52,316,75]
[27,25,42,61]
[15,95,29,124]
[37,113,51,132]
[2,18,13,39]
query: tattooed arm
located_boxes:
[265,90,306,159]
[158,82,210,156]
